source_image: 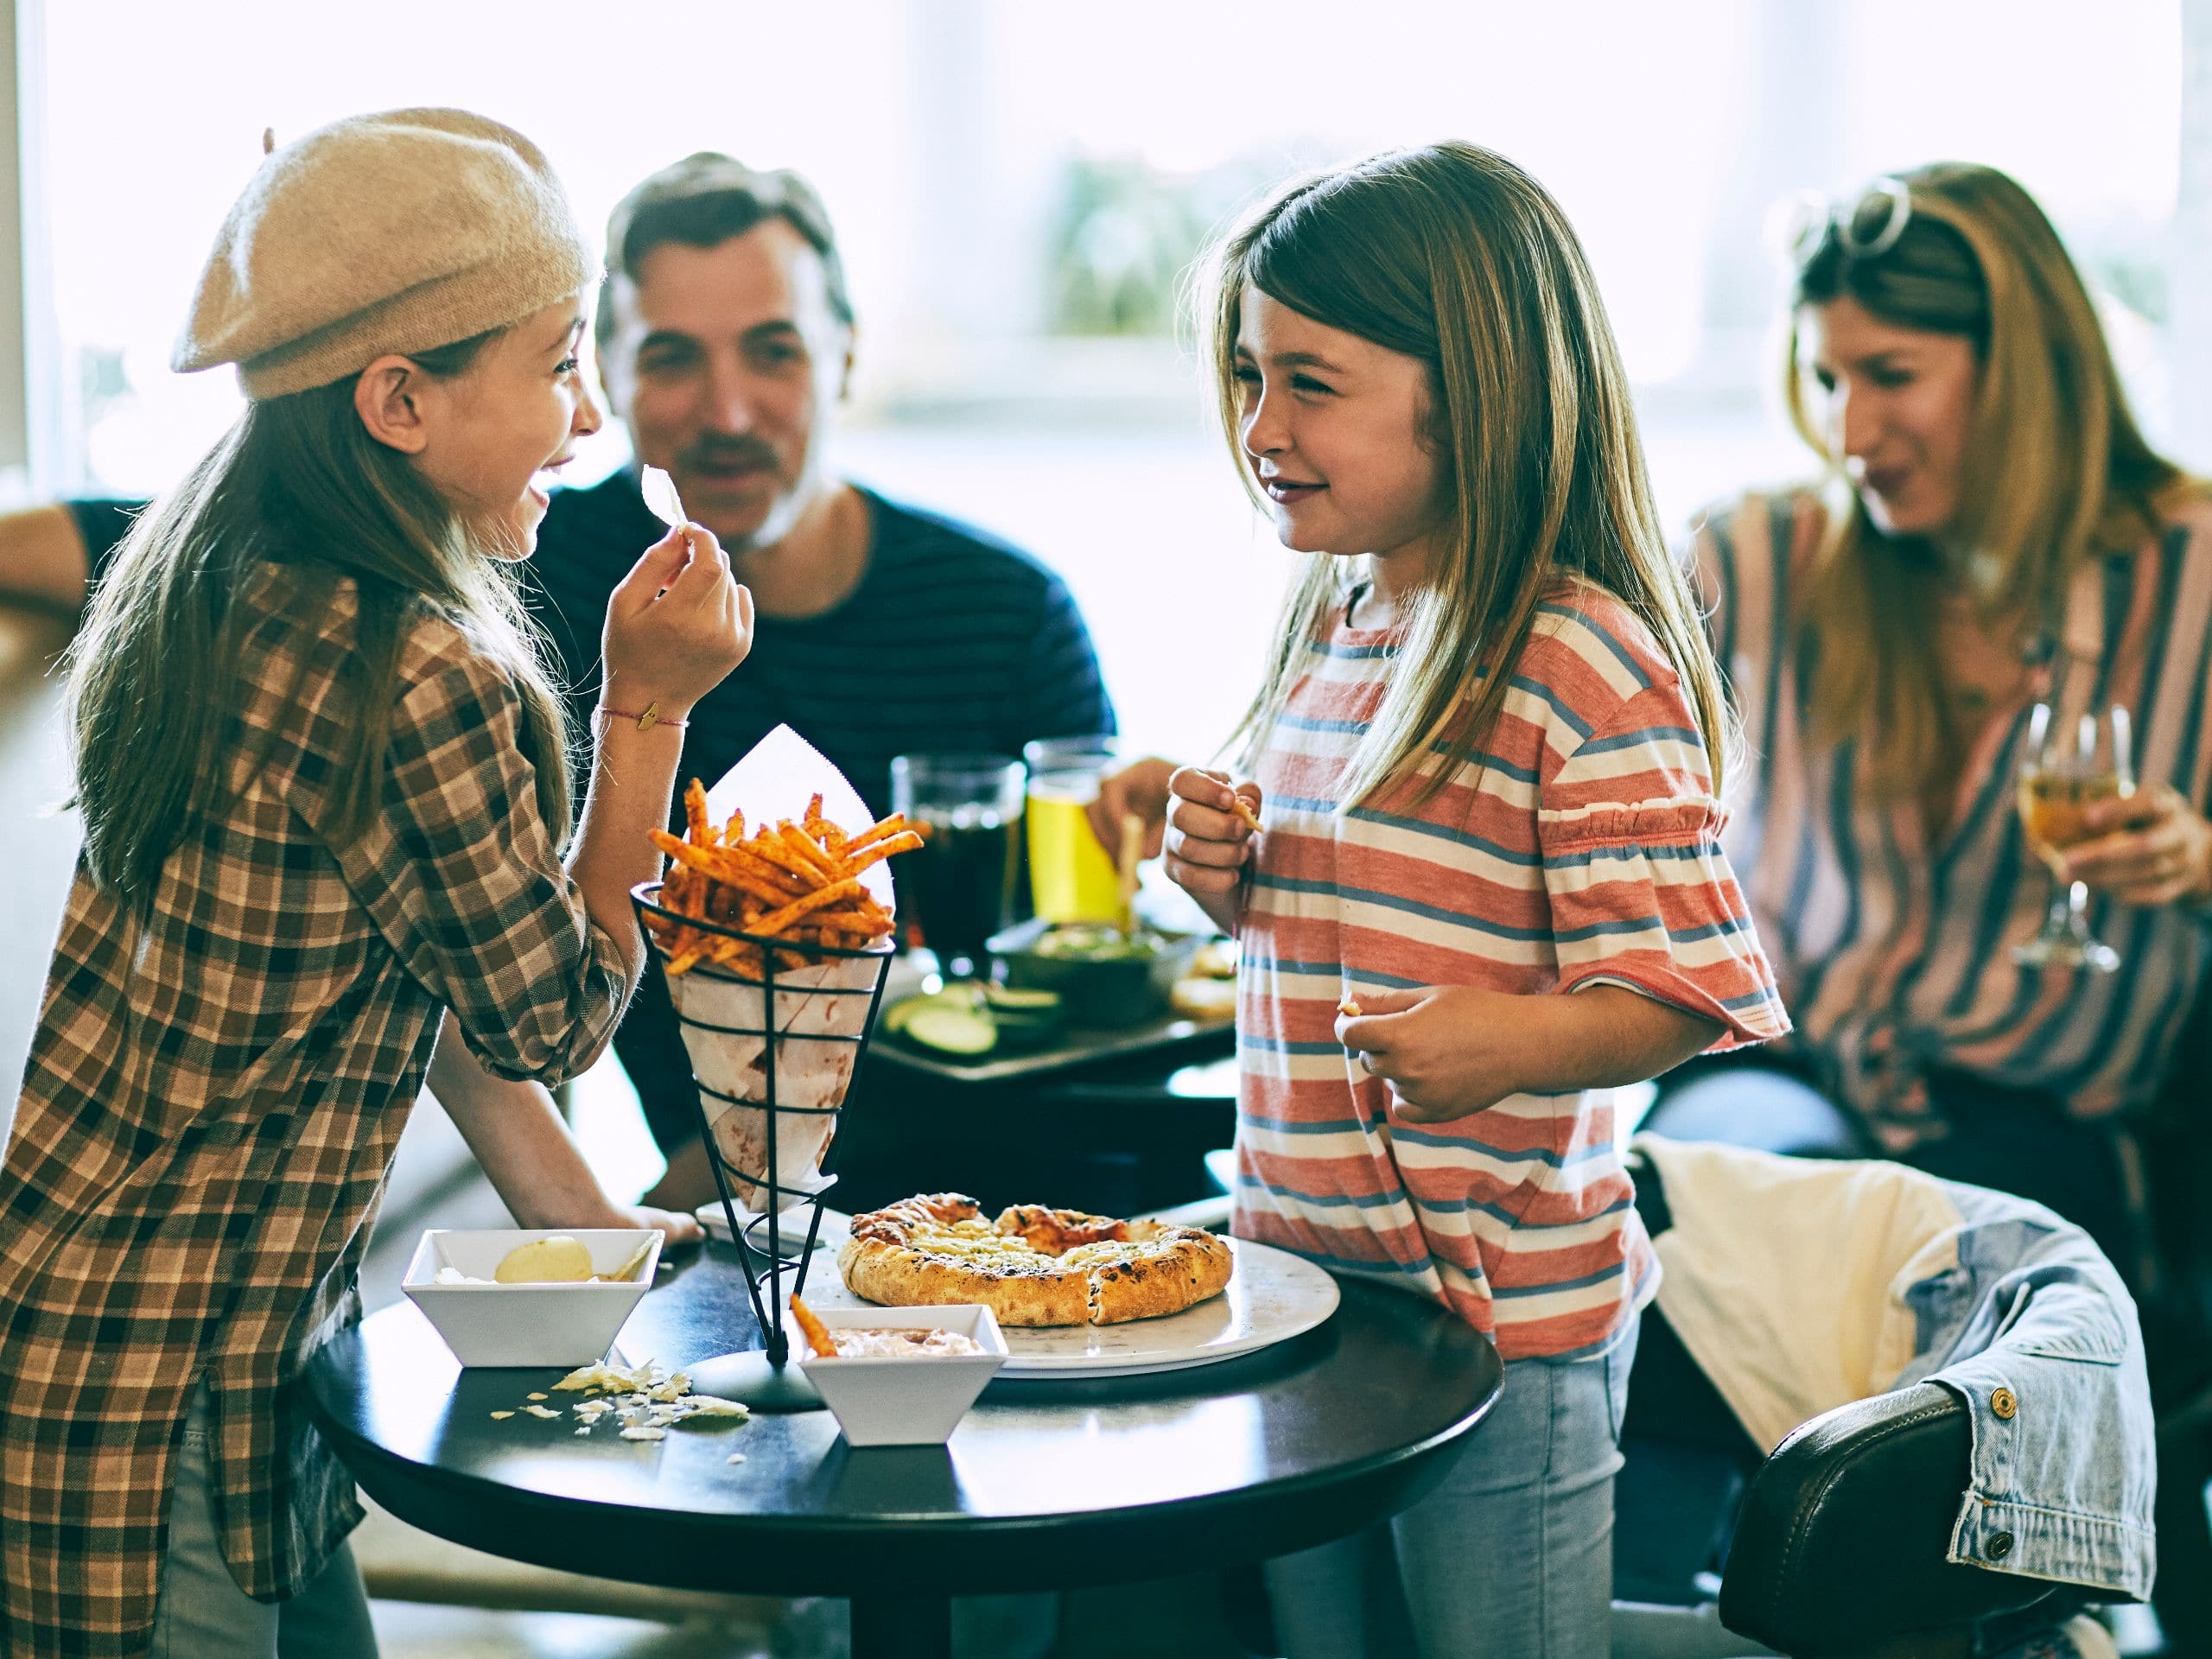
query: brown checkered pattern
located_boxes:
[0,564,631,1656]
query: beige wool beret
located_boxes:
[174,107,598,400]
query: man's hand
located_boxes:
[2064,782,2212,908]
[1085,755,1176,860]
[1335,987,1530,1124]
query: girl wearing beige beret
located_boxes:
[0,109,752,1658]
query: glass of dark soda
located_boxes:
[888,753,1026,977]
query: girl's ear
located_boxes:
[353,355,429,455]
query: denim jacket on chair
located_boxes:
[1632,1135,2157,1603]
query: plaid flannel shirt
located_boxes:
[0,561,631,1657]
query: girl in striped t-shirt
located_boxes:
[1158,145,1789,1656]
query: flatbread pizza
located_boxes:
[838,1192,1234,1326]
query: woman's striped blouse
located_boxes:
[1688,487,2212,1147]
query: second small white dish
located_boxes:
[797,1303,1007,1446]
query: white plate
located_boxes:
[796,1236,1340,1377]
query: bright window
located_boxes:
[39,0,2183,755]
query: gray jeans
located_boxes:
[151,1386,378,1659]
[1265,1316,1638,1659]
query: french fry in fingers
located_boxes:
[1231,795,1263,834]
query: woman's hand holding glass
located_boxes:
[2062,782,2212,909]
[1162,766,1262,934]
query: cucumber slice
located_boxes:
[982,985,1063,1014]
[881,985,985,1036]
[880,996,919,1035]
[903,1004,999,1058]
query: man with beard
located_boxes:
[2,153,1116,1211]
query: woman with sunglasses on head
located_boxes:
[1669,162,2209,1249]
[1659,161,2212,1640]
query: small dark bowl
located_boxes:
[986,918,1199,1028]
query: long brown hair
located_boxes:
[1785,162,2189,795]
[1205,141,1732,809]
[67,332,573,905]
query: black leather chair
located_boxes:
[1616,1155,2116,1658]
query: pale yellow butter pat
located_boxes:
[493,1236,595,1284]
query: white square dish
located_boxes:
[797,1304,1007,1446]
[400,1229,662,1368]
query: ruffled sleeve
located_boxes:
[1539,683,1789,1051]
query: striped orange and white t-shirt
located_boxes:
[1232,580,1789,1362]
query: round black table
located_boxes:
[308,1243,1501,1657]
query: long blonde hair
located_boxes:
[1206,141,1731,810]
[1785,162,2188,795]
[67,330,573,906]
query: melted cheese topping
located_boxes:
[896,1218,1049,1263]
[868,1208,1194,1277]
[1057,1237,1176,1270]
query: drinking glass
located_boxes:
[889,753,1025,978]
[2012,700,2133,974]
[1021,736,1122,926]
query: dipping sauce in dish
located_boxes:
[825,1327,985,1358]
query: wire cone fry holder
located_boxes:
[632,880,894,1389]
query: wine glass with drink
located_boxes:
[889,753,1025,979]
[2012,699,2132,973]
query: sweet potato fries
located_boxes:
[646,782,924,977]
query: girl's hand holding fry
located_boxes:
[1163,766,1262,934]
[602,523,755,721]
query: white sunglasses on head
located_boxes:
[1775,175,1915,269]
